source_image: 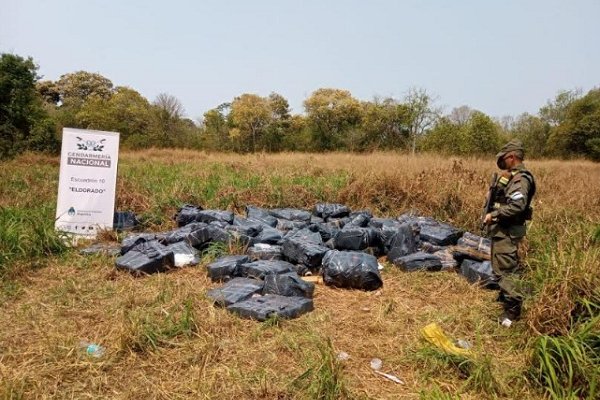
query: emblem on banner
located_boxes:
[76,136,106,152]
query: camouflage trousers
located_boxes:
[491,232,527,318]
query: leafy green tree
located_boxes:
[511,113,551,158]
[36,80,60,104]
[229,93,272,152]
[202,104,231,151]
[361,97,411,150]
[419,117,462,154]
[268,92,291,120]
[263,92,291,152]
[0,53,58,158]
[56,71,114,106]
[547,88,600,160]
[75,86,153,147]
[174,118,203,149]
[40,71,116,129]
[107,87,153,146]
[421,110,501,155]
[461,111,502,155]
[540,89,582,126]
[282,114,310,151]
[304,88,362,151]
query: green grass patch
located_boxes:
[419,385,461,400]
[593,225,600,243]
[121,298,198,353]
[200,241,229,264]
[291,337,350,400]
[0,206,69,278]
[532,314,600,400]
[411,346,505,396]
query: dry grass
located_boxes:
[0,254,532,399]
[1,150,599,399]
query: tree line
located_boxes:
[1,53,599,160]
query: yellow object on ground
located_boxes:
[421,323,471,357]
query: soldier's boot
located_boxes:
[499,296,522,327]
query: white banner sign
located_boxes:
[55,128,120,237]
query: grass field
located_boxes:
[1,150,599,399]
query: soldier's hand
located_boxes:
[484,213,493,225]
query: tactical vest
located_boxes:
[494,169,536,225]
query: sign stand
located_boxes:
[55,128,120,238]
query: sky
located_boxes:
[2,0,599,120]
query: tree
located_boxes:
[36,80,60,104]
[304,88,362,151]
[229,93,272,152]
[512,113,550,158]
[0,53,58,158]
[154,92,184,119]
[202,103,231,151]
[496,115,516,134]
[107,87,153,144]
[151,93,186,146]
[421,110,501,156]
[263,92,291,152]
[547,88,600,160]
[420,117,462,154]
[56,71,114,105]
[461,111,502,155]
[75,86,153,146]
[404,87,440,154]
[448,105,475,126]
[41,71,117,129]
[268,92,291,120]
[361,97,411,150]
[283,114,310,151]
[539,89,582,126]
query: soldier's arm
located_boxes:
[491,173,531,222]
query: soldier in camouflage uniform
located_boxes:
[484,139,536,326]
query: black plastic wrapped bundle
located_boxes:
[460,259,498,289]
[281,237,330,269]
[116,240,174,274]
[321,250,383,291]
[207,277,264,307]
[262,272,315,298]
[390,251,443,272]
[174,204,204,227]
[238,260,296,280]
[313,203,351,220]
[206,255,250,282]
[227,294,314,321]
